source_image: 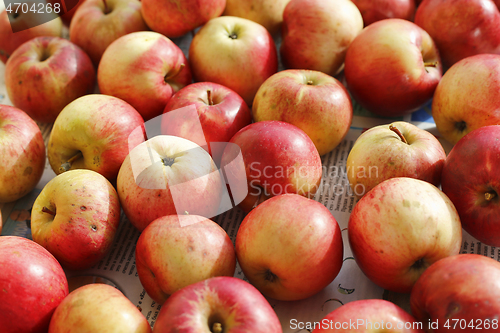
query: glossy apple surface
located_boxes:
[351,0,416,26]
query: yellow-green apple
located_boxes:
[117,135,223,232]
[344,18,442,117]
[0,236,69,333]
[5,36,95,123]
[0,7,62,63]
[69,0,148,66]
[431,54,500,145]
[223,0,291,35]
[135,214,236,304]
[221,121,322,212]
[348,177,462,293]
[0,105,45,203]
[441,125,500,247]
[410,254,500,332]
[346,122,446,198]
[31,169,121,270]
[351,0,416,26]
[152,276,282,333]
[252,69,353,156]
[49,283,152,333]
[141,0,225,38]
[236,194,343,301]
[161,81,252,161]
[98,31,193,121]
[48,0,86,26]
[280,0,363,76]
[189,16,278,106]
[311,299,424,332]
[47,94,145,181]
[415,0,500,69]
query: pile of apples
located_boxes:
[1,0,500,332]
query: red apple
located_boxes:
[48,0,86,26]
[441,125,500,247]
[415,0,500,69]
[0,236,69,333]
[5,36,95,123]
[98,31,193,121]
[0,104,45,203]
[344,18,442,117]
[189,15,278,106]
[351,0,416,26]
[152,276,282,333]
[141,0,226,38]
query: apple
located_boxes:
[69,0,148,66]
[5,36,95,123]
[141,0,225,38]
[441,125,500,247]
[221,120,322,212]
[0,236,69,333]
[346,121,446,198]
[410,254,500,333]
[135,214,236,305]
[236,193,343,301]
[0,105,45,203]
[0,7,63,63]
[344,18,442,117]
[415,0,500,69]
[98,31,193,121]
[47,94,146,182]
[117,135,223,232]
[48,0,86,26]
[280,0,363,76]
[49,283,152,333]
[31,169,121,270]
[431,54,500,145]
[189,16,278,106]
[223,0,291,35]
[252,69,353,156]
[161,81,252,161]
[311,299,424,332]
[152,276,282,333]
[348,177,462,293]
[351,0,416,26]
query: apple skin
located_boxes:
[344,18,442,117]
[410,254,500,333]
[431,54,500,145]
[135,214,236,305]
[189,16,278,106]
[117,135,223,232]
[252,69,353,156]
[280,0,363,76]
[69,0,148,66]
[351,0,416,26]
[221,120,323,212]
[152,276,282,333]
[236,194,343,301]
[141,0,226,38]
[49,283,152,333]
[415,0,500,70]
[312,299,424,332]
[5,36,96,123]
[348,177,462,293]
[48,0,87,26]
[0,9,63,63]
[0,105,45,203]
[346,121,446,198]
[98,31,193,121]
[47,94,146,182]
[441,125,500,247]
[0,236,69,333]
[31,169,121,270]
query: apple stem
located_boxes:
[424,61,438,68]
[485,192,497,201]
[212,323,223,333]
[60,151,83,173]
[307,80,314,85]
[207,90,214,106]
[41,206,56,216]
[164,64,185,83]
[102,0,109,13]
[389,124,408,144]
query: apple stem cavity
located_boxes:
[162,156,175,167]
[307,80,314,85]
[164,64,185,83]
[389,124,408,144]
[212,323,223,333]
[60,151,83,173]
[41,206,56,216]
[102,0,109,14]
[264,269,278,283]
[207,90,214,106]
[485,191,497,201]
